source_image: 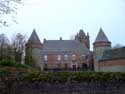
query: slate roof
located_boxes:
[42,40,90,53]
[94,28,110,43]
[100,47,125,61]
[79,29,86,37]
[27,29,41,44]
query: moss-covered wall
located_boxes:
[0,70,125,94]
[0,80,125,94]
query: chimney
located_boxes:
[44,38,46,42]
[60,37,62,40]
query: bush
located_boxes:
[0,70,10,76]
[23,68,41,80]
[22,71,125,82]
[0,59,29,68]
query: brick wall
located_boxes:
[99,58,125,72]
[42,52,91,69]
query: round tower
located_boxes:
[93,28,111,71]
[25,29,43,70]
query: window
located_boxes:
[72,54,76,60]
[64,54,68,61]
[57,55,61,61]
[81,54,86,60]
[44,55,48,61]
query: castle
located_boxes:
[25,28,125,72]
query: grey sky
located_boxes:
[0,0,125,49]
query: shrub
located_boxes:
[23,68,41,80]
[0,70,10,76]
[22,71,125,82]
[0,59,29,68]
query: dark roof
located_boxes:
[75,33,79,40]
[94,28,110,43]
[27,29,41,44]
[42,40,90,53]
[101,47,125,61]
[79,29,86,37]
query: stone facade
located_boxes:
[0,80,125,94]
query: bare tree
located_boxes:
[11,33,26,63]
[0,33,11,60]
[0,0,23,26]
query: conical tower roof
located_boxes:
[27,29,41,44]
[94,28,110,43]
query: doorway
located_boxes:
[82,63,88,70]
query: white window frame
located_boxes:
[81,54,86,60]
[64,54,68,61]
[72,54,76,60]
[57,55,61,61]
[44,55,48,61]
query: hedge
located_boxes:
[0,59,30,68]
[22,71,125,82]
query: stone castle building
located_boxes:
[25,28,125,72]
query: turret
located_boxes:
[75,29,90,49]
[93,28,111,71]
[86,32,90,49]
[25,29,43,70]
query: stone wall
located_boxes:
[0,80,125,94]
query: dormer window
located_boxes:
[44,55,48,61]
[57,55,61,61]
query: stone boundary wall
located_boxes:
[0,80,125,94]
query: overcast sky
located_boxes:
[0,0,125,49]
